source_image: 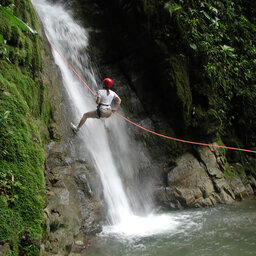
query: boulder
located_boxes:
[168,153,215,197]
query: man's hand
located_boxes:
[96,97,101,104]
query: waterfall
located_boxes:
[32,0,179,237]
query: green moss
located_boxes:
[0,75,46,253]
[0,15,12,41]
[224,162,246,178]
[223,163,236,178]
[21,244,40,256]
[169,55,192,127]
[215,134,227,155]
[9,25,21,46]
[0,2,41,72]
[233,163,245,175]
[1,0,14,6]
[0,1,52,255]
[190,106,222,138]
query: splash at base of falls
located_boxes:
[86,201,256,256]
[101,214,182,238]
[99,210,202,242]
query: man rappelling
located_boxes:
[70,78,121,133]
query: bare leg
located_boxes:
[77,113,88,129]
[71,110,97,133]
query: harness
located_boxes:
[97,103,110,118]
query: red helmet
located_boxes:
[103,78,113,88]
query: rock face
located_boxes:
[42,141,103,255]
[37,1,256,255]
[40,26,104,255]
[155,146,256,209]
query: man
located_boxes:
[71,78,121,133]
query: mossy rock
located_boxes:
[0,1,51,255]
[190,106,222,139]
[168,55,192,126]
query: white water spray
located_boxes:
[32,0,180,236]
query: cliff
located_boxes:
[70,0,256,207]
[0,0,256,255]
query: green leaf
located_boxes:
[0,34,4,43]
[221,45,235,52]
[4,111,10,119]
[201,10,211,20]
[190,43,197,50]
[210,6,218,14]
[164,2,182,17]
[0,5,38,35]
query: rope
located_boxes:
[48,40,97,97]
[115,112,256,153]
[48,39,256,154]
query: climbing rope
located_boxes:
[48,41,97,97]
[48,39,256,154]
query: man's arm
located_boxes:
[112,96,121,113]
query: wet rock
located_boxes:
[154,149,256,208]
[229,175,254,200]
[219,189,234,204]
[168,153,215,197]
[42,156,104,255]
[74,171,93,196]
[81,215,103,236]
[197,146,224,179]
[154,187,182,210]
[64,240,87,255]
[46,142,70,170]
[248,175,256,190]
[175,187,196,206]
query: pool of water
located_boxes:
[85,199,256,256]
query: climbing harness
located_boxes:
[96,105,101,118]
[97,103,110,118]
[99,103,110,107]
[48,40,256,154]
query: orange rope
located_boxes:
[115,112,256,154]
[48,40,97,97]
[48,39,256,154]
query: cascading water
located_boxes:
[29,2,256,255]
[32,0,179,236]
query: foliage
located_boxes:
[177,0,256,145]
[154,0,256,148]
[107,0,256,175]
[164,2,182,17]
[0,33,4,43]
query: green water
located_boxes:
[86,199,256,256]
